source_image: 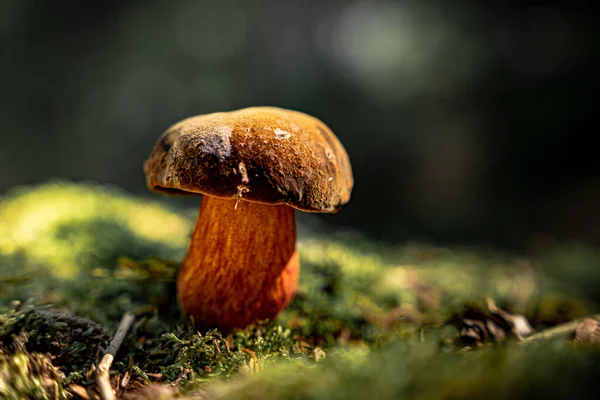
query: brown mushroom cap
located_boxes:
[143,107,353,213]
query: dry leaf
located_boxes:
[454,299,534,345]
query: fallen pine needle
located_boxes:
[520,314,600,344]
[96,312,135,400]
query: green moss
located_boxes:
[0,181,192,280]
[1,182,599,399]
[0,332,68,400]
[0,304,110,373]
[213,339,600,400]
[0,182,189,324]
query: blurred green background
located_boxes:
[1,0,597,249]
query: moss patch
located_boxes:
[1,182,599,399]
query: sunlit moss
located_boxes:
[1,182,600,399]
[0,182,192,278]
[211,339,600,400]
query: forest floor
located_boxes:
[1,182,599,400]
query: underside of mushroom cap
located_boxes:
[143,107,353,213]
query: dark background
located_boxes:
[1,1,597,250]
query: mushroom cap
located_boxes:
[143,107,353,213]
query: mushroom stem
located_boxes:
[177,196,299,331]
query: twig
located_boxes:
[520,314,600,344]
[96,312,135,400]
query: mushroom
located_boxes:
[143,107,353,331]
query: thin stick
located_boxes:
[520,314,600,344]
[96,312,135,400]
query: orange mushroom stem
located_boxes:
[177,196,299,331]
